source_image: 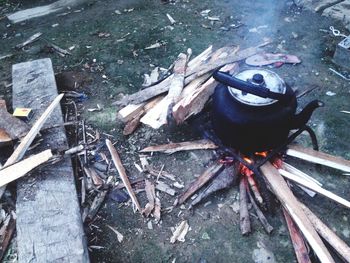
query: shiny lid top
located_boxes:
[228,69,286,106]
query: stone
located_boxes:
[323,1,350,30]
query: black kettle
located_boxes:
[211,68,323,153]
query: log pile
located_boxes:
[114,43,268,133]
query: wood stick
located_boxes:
[0,94,63,198]
[246,174,264,206]
[301,203,350,262]
[0,150,52,187]
[282,162,322,187]
[287,145,350,173]
[239,177,251,235]
[140,139,217,154]
[278,168,350,209]
[260,162,335,263]
[247,186,273,234]
[15,32,42,49]
[106,139,142,213]
[282,208,312,263]
[177,162,224,205]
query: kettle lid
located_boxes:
[228,69,286,106]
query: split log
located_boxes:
[177,162,224,205]
[239,177,251,235]
[0,107,30,140]
[106,139,142,213]
[260,162,335,263]
[7,0,89,23]
[247,186,273,234]
[287,144,350,173]
[301,203,350,262]
[123,110,144,136]
[172,63,239,124]
[282,208,311,263]
[0,149,53,187]
[140,53,188,128]
[0,94,63,198]
[278,168,350,209]
[246,174,264,206]
[140,139,217,154]
[15,32,42,49]
[191,163,239,207]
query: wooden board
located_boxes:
[12,58,89,262]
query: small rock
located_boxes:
[201,232,210,240]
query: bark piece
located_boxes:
[283,208,311,263]
[301,203,350,262]
[106,139,142,213]
[0,213,16,260]
[260,162,334,263]
[0,150,52,187]
[0,108,30,140]
[191,163,239,207]
[239,177,251,235]
[140,139,217,154]
[178,162,224,205]
[287,144,350,173]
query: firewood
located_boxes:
[85,190,108,222]
[140,139,217,154]
[260,162,335,263]
[0,149,53,187]
[0,107,30,140]
[239,177,251,235]
[247,187,273,234]
[83,167,103,187]
[246,174,264,207]
[142,180,156,217]
[301,203,350,262]
[282,208,311,263]
[0,213,15,260]
[156,181,176,196]
[106,139,142,213]
[112,46,213,106]
[287,144,350,173]
[170,220,189,243]
[190,163,239,207]
[154,197,161,222]
[123,110,144,136]
[140,53,188,128]
[146,167,176,181]
[278,168,350,209]
[118,95,164,123]
[15,32,42,49]
[177,162,224,205]
[173,63,239,124]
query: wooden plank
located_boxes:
[7,0,88,23]
[140,139,217,154]
[12,58,89,262]
[278,168,350,209]
[301,203,350,262]
[260,162,334,263]
[0,108,30,140]
[177,162,224,205]
[287,145,350,173]
[283,208,312,263]
[106,139,142,213]
[0,150,52,187]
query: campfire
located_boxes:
[115,44,350,262]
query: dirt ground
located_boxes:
[1,0,350,262]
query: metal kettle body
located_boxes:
[211,69,323,153]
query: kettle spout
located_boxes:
[290,100,324,129]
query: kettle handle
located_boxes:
[213,70,291,102]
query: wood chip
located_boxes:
[107,225,124,243]
[170,220,189,243]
